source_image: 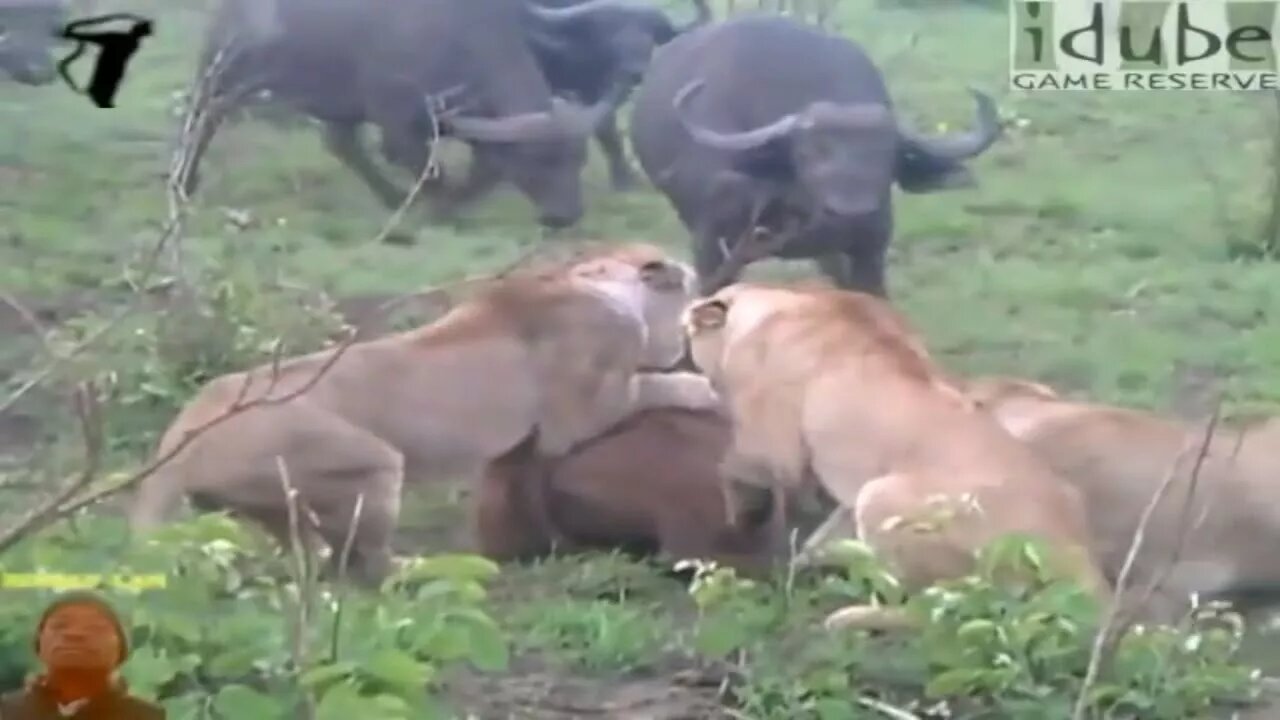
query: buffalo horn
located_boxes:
[896,87,1003,161]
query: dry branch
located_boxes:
[0,46,234,419]
[276,455,318,720]
[328,492,365,663]
[1070,399,1223,720]
[0,328,359,554]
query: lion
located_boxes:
[680,282,1113,631]
[965,374,1280,624]
[472,407,791,577]
[127,243,723,586]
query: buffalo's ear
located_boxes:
[685,298,728,331]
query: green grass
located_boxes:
[5,0,1280,715]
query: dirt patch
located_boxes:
[442,655,736,720]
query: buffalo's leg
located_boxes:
[321,121,411,210]
[594,112,640,191]
[431,146,503,219]
[376,123,449,195]
[182,86,257,197]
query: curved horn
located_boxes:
[445,107,562,143]
[673,79,801,152]
[551,79,631,136]
[445,83,623,143]
[526,0,664,23]
[897,87,1004,161]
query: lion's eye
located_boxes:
[639,260,665,274]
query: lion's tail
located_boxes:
[822,603,917,632]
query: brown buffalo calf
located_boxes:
[472,407,789,576]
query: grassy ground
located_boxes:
[4,0,1280,716]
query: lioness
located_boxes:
[966,375,1280,623]
[681,282,1112,630]
[473,407,790,576]
[128,243,722,585]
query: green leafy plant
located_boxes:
[0,513,510,720]
[682,532,1264,719]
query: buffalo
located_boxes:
[0,0,65,85]
[184,0,632,229]
[521,0,711,191]
[628,14,1004,296]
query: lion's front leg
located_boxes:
[718,446,787,528]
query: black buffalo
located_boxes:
[521,0,711,191]
[185,0,631,229]
[0,0,65,85]
[629,14,1003,296]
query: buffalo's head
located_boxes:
[435,82,630,228]
[674,79,898,219]
[0,0,66,85]
[894,89,1004,193]
[673,80,1004,217]
[525,0,711,83]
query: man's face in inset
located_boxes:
[37,603,121,672]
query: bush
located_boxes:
[0,513,510,720]
[682,535,1263,719]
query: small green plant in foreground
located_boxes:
[682,534,1263,719]
[0,513,510,720]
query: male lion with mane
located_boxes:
[128,242,722,585]
[681,282,1113,631]
[966,375,1280,624]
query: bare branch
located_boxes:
[0,382,104,553]
[0,47,236,419]
[0,293,56,359]
[0,328,360,555]
[368,90,449,247]
[704,208,819,291]
[328,492,365,663]
[276,455,318,720]
[1070,399,1223,720]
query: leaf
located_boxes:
[925,667,993,698]
[116,646,169,698]
[161,693,205,720]
[463,619,511,672]
[315,681,372,720]
[814,697,856,720]
[365,649,430,693]
[394,554,500,585]
[211,684,285,720]
[956,618,998,643]
[300,660,358,687]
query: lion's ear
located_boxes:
[686,299,728,331]
[638,259,685,292]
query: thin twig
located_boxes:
[276,456,317,720]
[0,293,56,358]
[0,329,359,554]
[0,382,104,551]
[0,47,234,419]
[857,695,922,720]
[366,88,457,247]
[1136,403,1228,607]
[1070,400,1222,720]
[328,492,365,664]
